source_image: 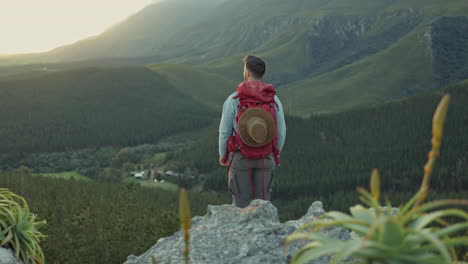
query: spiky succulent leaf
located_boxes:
[349,205,376,224]
[370,169,381,202]
[410,209,468,230]
[328,239,362,264]
[377,217,405,247]
[292,241,341,264]
[0,189,46,264]
[412,229,452,262]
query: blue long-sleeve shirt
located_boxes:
[218,92,286,157]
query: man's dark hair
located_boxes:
[243,55,266,79]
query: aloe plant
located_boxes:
[0,188,46,264]
[287,95,468,264]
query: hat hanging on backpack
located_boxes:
[237,108,276,147]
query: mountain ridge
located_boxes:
[1,0,468,114]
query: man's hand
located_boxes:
[219,156,228,166]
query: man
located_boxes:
[218,55,286,208]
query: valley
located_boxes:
[0,0,467,263]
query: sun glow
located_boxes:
[0,0,152,54]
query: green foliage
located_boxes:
[286,95,468,264]
[17,166,31,177]
[122,162,137,173]
[0,189,46,264]
[0,172,229,263]
[113,148,132,168]
[36,171,90,181]
[122,177,179,192]
[0,143,186,180]
[98,167,124,183]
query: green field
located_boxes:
[123,177,179,192]
[35,171,90,181]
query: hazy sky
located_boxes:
[0,0,155,54]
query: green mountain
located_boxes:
[6,0,467,65]
[0,67,215,153]
[1,0,468,113]
[0,0,467,145]
[280,27,435,115]
[279,16,468,115]
[106,0,468,68]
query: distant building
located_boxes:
[130,171,145,179]
[165,170,182,177]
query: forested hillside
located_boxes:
[148,63,237,109]
[0,67,215,153]
[0,172,228,263]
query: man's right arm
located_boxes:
[219,94,237,159]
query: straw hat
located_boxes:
[238,108,276,147]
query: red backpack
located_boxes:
[224,80,281,165]
[222,81,281,200]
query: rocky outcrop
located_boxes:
[0,248,23,264]
[124,200,350,264]
[303,11,423,73]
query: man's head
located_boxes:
[243,55,266,81]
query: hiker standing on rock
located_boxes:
[219,55,286,208]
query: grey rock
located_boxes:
[124,200,351,264]
[0,248,23,264]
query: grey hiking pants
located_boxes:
[228,151,275,208]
